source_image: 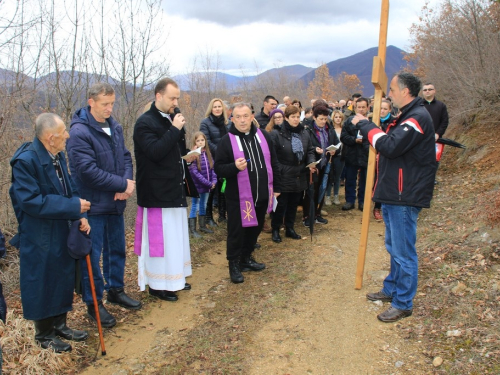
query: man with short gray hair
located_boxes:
[67,83,141,329]
[357,72,437,323]
[10,113,91,352]
[215,103,281,283]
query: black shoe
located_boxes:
[342,202,355,211]
[188,217,202,238]
[35,317,72,353]
[377,306,412,323]
[229,259,244,283]
[302,218,310,227]
[206,217,218,227]
[240,254,266,272]
[366,291,392,302]
[285,227,302,239]
[358,202,364,211]
[315,216,328,224]
[107,288,142,310]
[198,215,214,234]
[54,313,88,342]
[87,301,117,328]
[272,229,282,243]
[148,288,178,301]
[183,283,191,291]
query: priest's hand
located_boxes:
[235,157,247,171]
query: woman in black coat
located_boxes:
[200,98,230,225]
[270,105,315,243]
[302,105,340,226]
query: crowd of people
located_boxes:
[7,71,447,354]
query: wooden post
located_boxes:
[355,0,390,289]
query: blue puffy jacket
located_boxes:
[67,107,133,215]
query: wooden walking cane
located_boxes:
[86,255,107,355]
[355,0,390,289]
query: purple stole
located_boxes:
[228,128,273,227]
[134,206,164,257]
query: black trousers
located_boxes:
[271,191,301,230]
[226,201,267,261]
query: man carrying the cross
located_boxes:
[214,103,281,283]
[357,72,437,322]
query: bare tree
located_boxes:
[408,0,500,124]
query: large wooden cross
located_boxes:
[355,0,390,289]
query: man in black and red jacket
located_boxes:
[357,72,437,323]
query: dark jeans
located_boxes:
[226,201,267,260]
[272,191,301,229]
[81,214,126,305]
[344,163,367,205]
[326,157,345,197]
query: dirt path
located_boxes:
[79,205,427,375]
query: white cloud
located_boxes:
[165,0,441,76]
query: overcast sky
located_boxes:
[162,0,441,77]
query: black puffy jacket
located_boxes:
[270,123,315,193]
[340,116,370,167]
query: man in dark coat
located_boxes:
[67,83,141,329]
[422,83,449,140]
[422,83,449,184]
[10,113,91,352]
[254,95,278,128]
[214,103,281,284]
[359,72,437,323]
[340,98,371,211]
[133,78,198,302]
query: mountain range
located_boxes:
[0,46,408,98]
[173,45,407,96]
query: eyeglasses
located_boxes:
[274,116,283,119]
[422,88,434,91]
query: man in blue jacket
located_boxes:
[358,72,437,323]
[10,113,91,352]
[67,83,141,328]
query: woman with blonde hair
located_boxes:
[200,98,230,225]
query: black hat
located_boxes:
[67,219,92,259]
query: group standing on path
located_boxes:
[7,72,445,356]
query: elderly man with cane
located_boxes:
[10,113,91,352]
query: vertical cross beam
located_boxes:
[355,0,390,289]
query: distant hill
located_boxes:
[256,64,314,81]
[173,64,314,91]
[300,45,408,96]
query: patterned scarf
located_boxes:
[314,122,328,168]
[285,122,304,162]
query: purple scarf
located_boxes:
[228,129,273,227]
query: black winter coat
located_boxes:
[254,108,270,128]
[199,115,229,157]
[359,97,437,208]
[214,124,281,207]
[133,101,198,208]
[304,122,341,164]
[340,116,370,167]
[270,123,315,192]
